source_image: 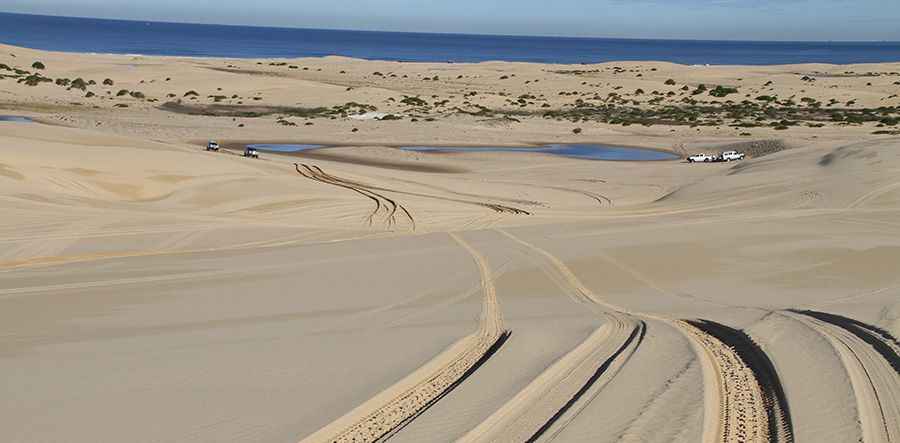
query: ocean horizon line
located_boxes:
[3,12,900,65]
[3,11,900,45]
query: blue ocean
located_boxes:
[1,12,899,65]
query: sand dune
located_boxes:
[1,44,899,443]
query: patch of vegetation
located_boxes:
[70,78,88,91]
[709,85,738,98]
[691,84,708,95]
[18,73,52,86]
[184,90,199,97]
[31,61,45,70]
[129,91,145,99]
[103,78,114,86]
[400,96,428,107]
[116,89,130,96]
[664,79,676,85]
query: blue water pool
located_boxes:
[0,116,32,122]
[247,144,325,153]
[400,144,679,161]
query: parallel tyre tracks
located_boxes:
[458,313,644,443]
[295,163,530,232]
[499,229,796,443]
[299,233,507,443]
[785,310,900,443]
[295,163,415,230]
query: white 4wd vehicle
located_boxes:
[721,150,745,161]
[688,153,716,163]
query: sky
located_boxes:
[1,0,899,41]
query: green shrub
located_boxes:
[116,89,130,96]
[18,73,52,86]
[691,84,707,95]
[664,79,676,85]
[32,61,45,70]
[70,78,88,91]
[400,96,428,107]
[709,85,738,97]
[573,127,582,134]
[129,91,145,99]
[103,78,114,86]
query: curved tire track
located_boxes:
[469,229,644,442]
[785,310,900,443]
[457,313,643,443]
[299,233,506,443]
[295,163,415,229]
[679,319,794,443]
[504,228,792,443]
[676,320,781,443]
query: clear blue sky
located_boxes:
[2,0,899,41]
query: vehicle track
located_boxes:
[476,229,645,441]
[495,229,792,443]
[519,227,790,443]
[299,233,507,443]
[848,181,900,209]
[785,310,900,443]
[305,167,531,216]
[676,320,775,443]
[486,180,612,207]
[295,163,415,230]
[680,319,794,443]
[457,313,643,443]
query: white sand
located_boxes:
[1,44,898,443]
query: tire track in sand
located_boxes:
[680,319,794,443]
[299,233,507,443]
[453,230,643,442]
[499,231,789,443]
[306,165,531,216]
[785,310,900,443]
[295,163,415,230]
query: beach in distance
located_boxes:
[0,10,899,443]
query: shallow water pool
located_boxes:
[0,115,32,123]
[400,144,679,161]
[247,144,325,153]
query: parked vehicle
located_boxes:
[206,140,219,151]
[721,150,745,161]
[688,153,716,163]
[243,146,259,158]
